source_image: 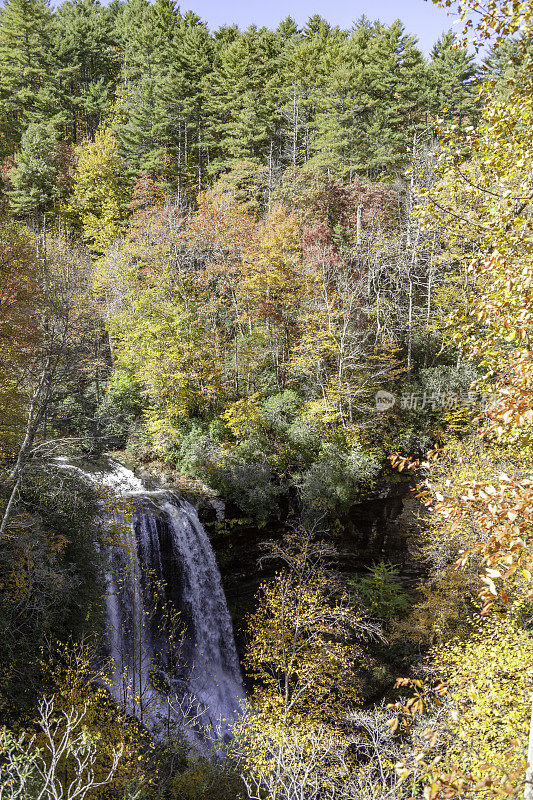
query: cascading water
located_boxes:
[162,501,245,736]
[56,458,245,742]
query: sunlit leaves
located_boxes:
[70,129,129,254]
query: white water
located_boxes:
[163,501,244,736]
[56,458,245,741]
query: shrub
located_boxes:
[261,390,301,430]
[297,443,380,514]
[97,370,143,449]
[176,423,211,473]
[418,363,478,399]
[170,756,246,800]
[352,562,411,622]
[218,463,280,526]
[175,429,279,525]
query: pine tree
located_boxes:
[272,17,340,171]
[428,30,479,123]
[304,26,355,175]
[0,0,58,155]
[54,0,120,143]
[114,0,213,194]
[212,24,240,56]
[115,79,167,183]
[113,0,178,183]
[8,122,61,221]
[483,35,533,101]
[113,0,153,85]
[167,12,212,194]
[364,21,427,175]
[203,26,281,176]
[276,16,299,44]
[296,18,347,166]
[311,19,428,178]
[303,14,330,38]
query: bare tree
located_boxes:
[0,697,123,800]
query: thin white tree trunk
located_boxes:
[0,475,21,540]
[356,204,362,245]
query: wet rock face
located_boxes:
[214,479,417,580]
[341,481,419,568]
[203,477,423,663]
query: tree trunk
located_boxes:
[356,204,363,246]
[0,475,22,540]
[407,276,413,378]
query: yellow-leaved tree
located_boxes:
[388,2,533,797]
[416,0,533,618]
[70,129,129,255]
[233,529,382,800]
[237,204,304,393]
[432,613,531,794]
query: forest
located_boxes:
[0,0,532,797]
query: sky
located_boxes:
[0,0,460,56]
[181,0,459,55]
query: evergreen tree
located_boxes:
[276,16,299,44]
[303,22,358,175]
[303,14,331,38]
[267,16,346,173]
[363,21,427,175]
[114,0,213,194]
[113,0,179,183]
[203,26,281,176]
[212,24,240,57]
[428,30,479,123]
[113,0,154,85]
[0,0,58,155]
[311,19,428,177]
[115,79,166,183]
[54,0,120,142]
[176,16,213,192]
[0,2,487,195]
[483,34,533,100]
[8,122,61,221]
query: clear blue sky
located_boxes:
[183,0,458,55]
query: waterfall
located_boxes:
[162,501,244,736]
[56,458,245,741]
